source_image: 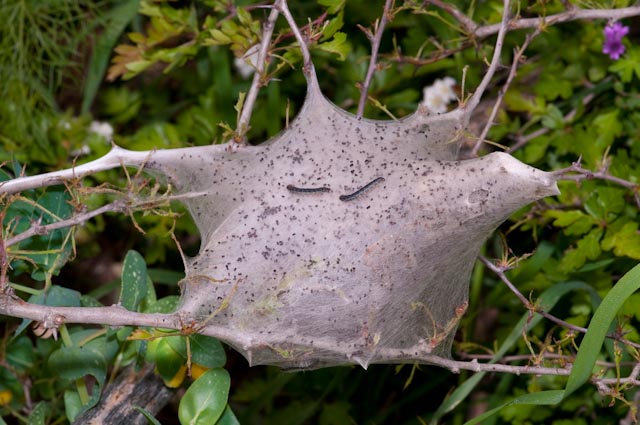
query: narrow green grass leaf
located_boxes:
[431,281,596,424]
[461,263,640,425]
[132,404,163,425]
[81,0,140,114]
[564,263,640,398]
[463,390,565,425]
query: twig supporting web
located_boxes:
[0,0,639,388]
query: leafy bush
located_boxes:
[1,0,640,424]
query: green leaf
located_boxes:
[178,368,230,425]
[559,229,603,273]
[504,91,545,114]
[315,32,349,61]
[120,250,148,311]
[48,346,107,418]
[464,391,565,425]
[535,71,572,100]
[48,346,107,383]
[463,263,640,424]
[601,222,640,260]
[235,7,253,27]
[593,110,622,148]
[208,29,233,45]
[132,405,163,425]
[216,406,240,425]
[154,337,187,385]
[100,87,142,124]
[540,104,564,129]
[433,281,597,424]
[545,210,596,236]
[609,46,640,82]
[82,0,140,113]
[16,285,81,336]
[125,60,153,74]
[63,390,83,423]
[318,0,346,14]
[27,401,48,425]
[189,335,226,369]
[321,10,344,40]
[564,263,640,397]
[145,296,180,314]
[6,187,74,280]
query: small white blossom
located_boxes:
[234,44,260,79]
[89,121,114,141]
[422,77,457,114]
[71,145,91,156]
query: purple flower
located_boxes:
[603,22,629,60]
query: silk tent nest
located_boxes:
[0,43,560,372]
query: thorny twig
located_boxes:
[388,5,640,67]
[3,187,201,249]
[507,92,596,154]
[476,6,640,39]
[274,0,313,74]
[235,5,281,144]
[0,292,573,376]
[470,30,539,156]
[462,0,511,115]
[5,201,127,248]
[480,256,640,350]
[0,0,639,394]
[356,0,395,118]
[553,158,640,209]
[424,0,477,35]
[459,352,638,369]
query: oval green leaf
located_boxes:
[178,368,230,425]
[120,250,148,311]
[189,335,226,369]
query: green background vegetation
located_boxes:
[1,0,640,423]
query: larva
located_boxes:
[339,177,385,202]
[286,184,332,193]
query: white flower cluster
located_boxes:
[422,77,457,114]
[233,44,260,79]
[72,121,114,156]
[89,121,114,141]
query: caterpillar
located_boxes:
[339,177,385,202]
[286,184,332,193]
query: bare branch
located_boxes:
[463,0,511,115]
[0,146,151,195]
[357,0,395,118]
[425,0,478,35]
[480,256,640,350]
[476,6,640,39]
[459,352,638,369]
[553,158,640,208]
[388,6,640,68]
[5,201,125,247]
[0,291,571,376]
[508,93,596,154]
[427,1,640,47]
[470,30,539,156]
[0,145,229,195]
[235,6,281,144]
[274,0,314,76]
